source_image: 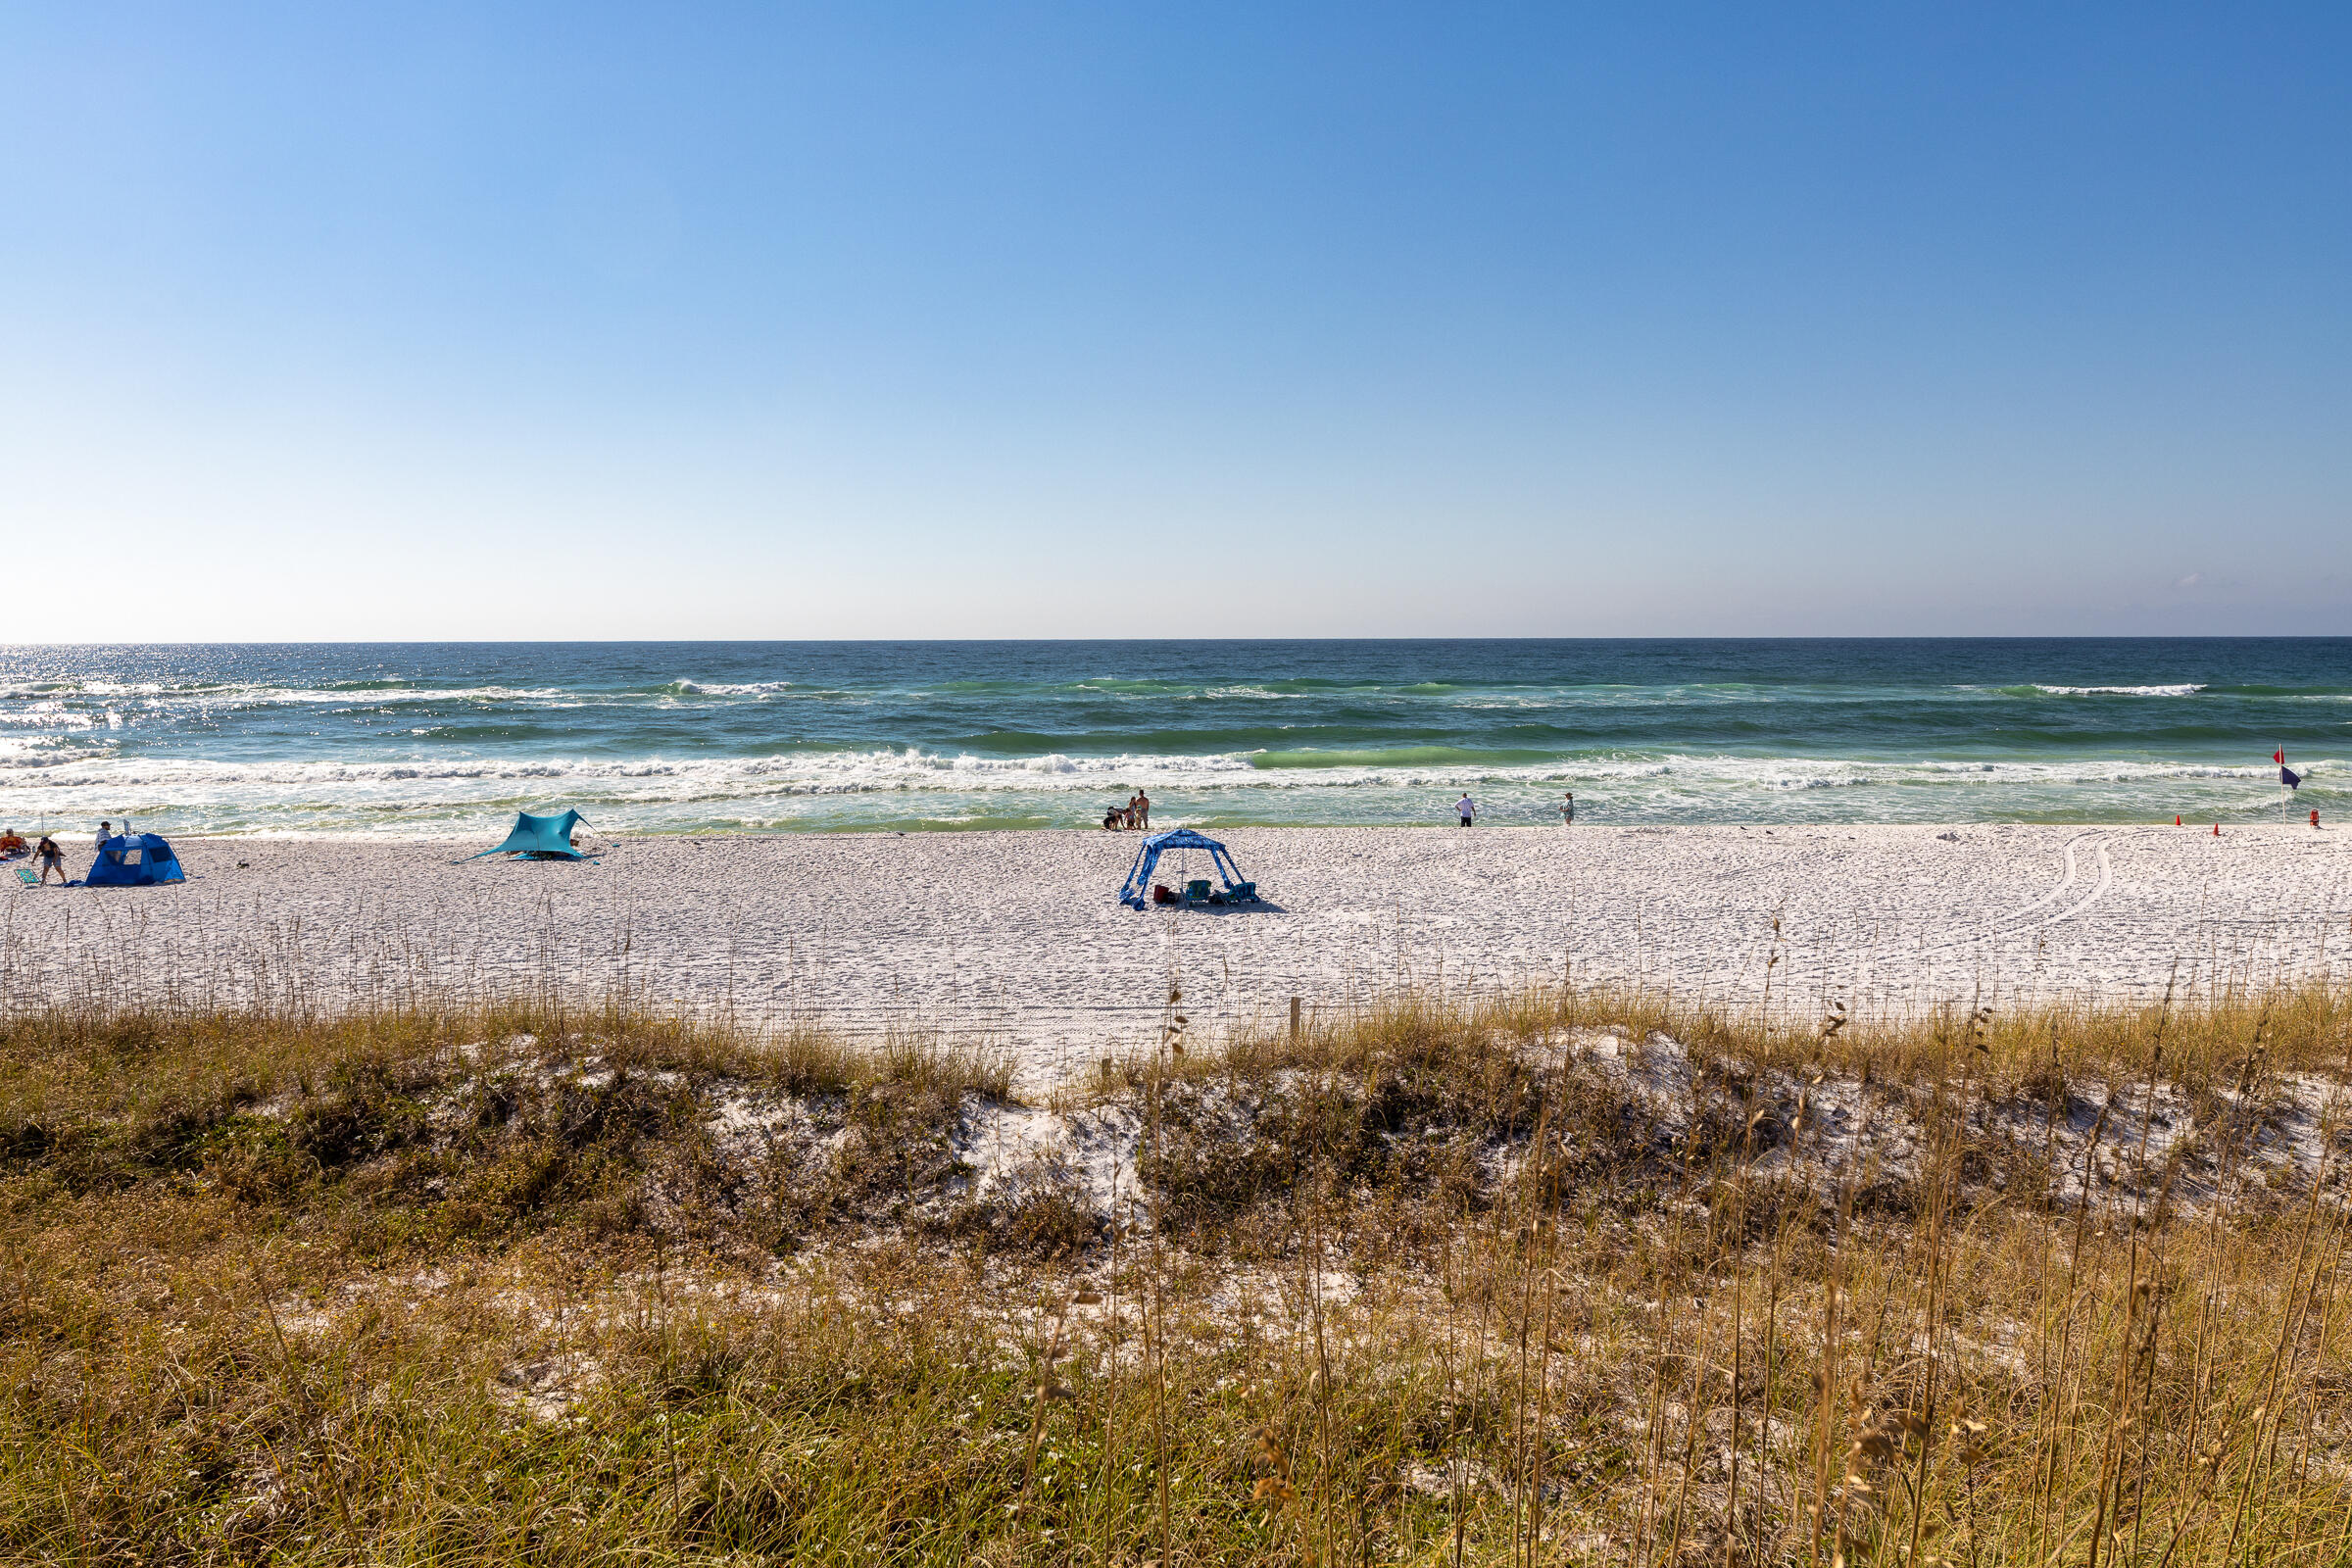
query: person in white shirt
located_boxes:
[1455,795,1475,827]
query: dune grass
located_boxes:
[3,980,2349,1563]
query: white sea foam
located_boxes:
[0,748,1257,790]
[2032,683,2207,697]
[0,745,2327,800]
[0,702,94,729]
[2,681,588,706]
[666,679,806,696]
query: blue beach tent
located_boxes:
[84,832,185,887]
[463,809,593,861]
[1117,829,1259,909]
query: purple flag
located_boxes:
[2282,765,2302,789]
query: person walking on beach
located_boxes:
[34,836,66,884]
[1561,792,1575,825]
[1455,794,1476,828]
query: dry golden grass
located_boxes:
[2,980,2348,1563]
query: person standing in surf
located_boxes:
[1455,794,1476,828]
[1561,792,1575,825]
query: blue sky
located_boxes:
[3,4,2348,638]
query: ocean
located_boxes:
[0,640,2343,838]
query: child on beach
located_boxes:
[1561,793,1574,825]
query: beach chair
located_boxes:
[1184,878,1212,906]
[13,867,35,887]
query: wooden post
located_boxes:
[1290,996,1301,1040]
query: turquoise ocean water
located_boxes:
[0,640,2344,837]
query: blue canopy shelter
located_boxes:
[84,832,185,887]
[462,809,593,861]
[1117,828,1259,909]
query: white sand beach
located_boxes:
[7,824,2347,1087]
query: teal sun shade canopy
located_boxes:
[465,809,591,860]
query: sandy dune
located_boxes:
[6,824,2346,1087]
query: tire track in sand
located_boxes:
[2039,837,2113,926]
[1989,831,2089,932]
[1903,830,2105,969]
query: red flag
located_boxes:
[2275,749,2286,764]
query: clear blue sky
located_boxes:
[4,3,2347,639]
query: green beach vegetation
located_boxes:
[4,978,2350,1564]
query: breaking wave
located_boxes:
[0,746,2328,796]
[2022,683,2208,698]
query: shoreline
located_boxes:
[9,823,2347,1087]
[8,811,2338,845]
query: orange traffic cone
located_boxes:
[2213,822,2221,835]
[2175,814,2181,826]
